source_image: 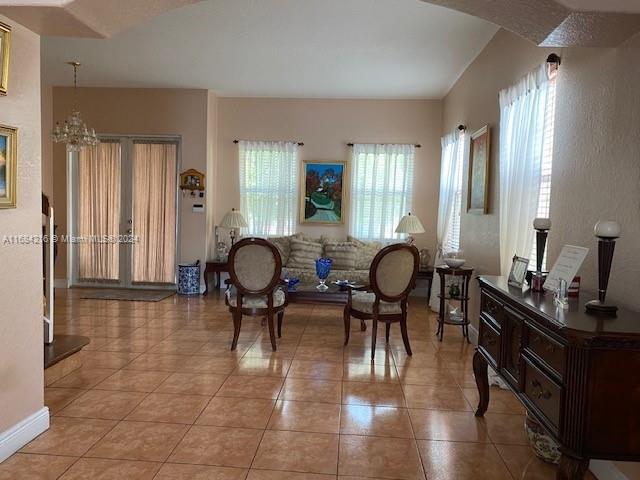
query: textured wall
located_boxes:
[0,16,44,433]
[216,98,443,251]
[550,36,640,312]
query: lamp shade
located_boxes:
[220,209,248,229]
[395,213,425,234]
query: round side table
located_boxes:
[436,266,474,342]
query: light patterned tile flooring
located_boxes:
[0,289,596,479]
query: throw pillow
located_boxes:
[268,233,302,266]
[288,238,323,269]
[323,242,357,270]
[348,236,383,270]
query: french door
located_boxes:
[70,136,180,288]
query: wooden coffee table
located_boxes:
[287,282,367,331]
[286,282,349,305]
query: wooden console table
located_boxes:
[203,260,229,295]
[474,276,640,479]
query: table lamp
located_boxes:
[585,220,620,316]
[532,217,551,292]
[395,212,425,245]
[220,208,248,246]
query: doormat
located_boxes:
[79,289,175,302]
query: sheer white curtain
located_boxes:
[499,64,553,277]
[239,141,299,237]
[349,144,415,241]
[429,131,465,311]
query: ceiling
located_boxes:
[556,0,640,13]
[40,0,499,99]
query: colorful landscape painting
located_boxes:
[301,161,346,224]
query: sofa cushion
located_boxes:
[323,242,357,270]
[288,238,323,269]
[268,233,302,266]
[348,236,383,270]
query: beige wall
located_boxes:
[50,87,209,281]
[0,16,44,433]
[443,27,640,478]
[216,98,442,251]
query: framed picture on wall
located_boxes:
[0,124,17,208]
[467,124,490,214]
[300,160,346,225]
[0,22,10,96]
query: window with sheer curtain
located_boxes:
[528,74,557,270]
[499,63,557,277]
[349,144,415,241]
[443,136,465,253]
[239,140,299,237]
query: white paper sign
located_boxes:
[543,245,589,292]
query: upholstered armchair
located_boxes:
[225,238,287,351]
[343,243,419,360]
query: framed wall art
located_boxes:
[300,160,346,225]
[467,124,490,214]
[0,22,11,96]
[0,124,17,208]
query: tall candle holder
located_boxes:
[531,218,551,292]
[585,221,620,316]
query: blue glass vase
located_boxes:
[315,257,333,290]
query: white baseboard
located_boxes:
[590,460,628,480]
[54,278,67,289]
[0,407,50,463]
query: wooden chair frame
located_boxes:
[343,243,419,360]
[225,237,288,351]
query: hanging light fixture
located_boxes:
[52,61,98,152]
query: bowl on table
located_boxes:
[444,258,466,268]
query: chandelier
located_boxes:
[52,61,98,152]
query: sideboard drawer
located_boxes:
[524,358,562,433]
[479,316,501,368]
[481,291,503,327]
[526,325,566,379]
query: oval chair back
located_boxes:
[228,237,282,295]
[369,243,420,303]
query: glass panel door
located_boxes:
[76,140,122,282]
[71,136,179,288]
[131,141,178,284]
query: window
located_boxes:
[443,135,465,252]
[349,144,415,241]
[238,140,299,237]
[529,75,557,270]
[498,63,557,277]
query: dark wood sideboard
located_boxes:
[473,276,640,480]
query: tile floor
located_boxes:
[0,289,596,479]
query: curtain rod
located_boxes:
[347,142,421,148]
[233,139,304,146]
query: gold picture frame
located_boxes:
[300,160,347,225]
[467,124,490,214]
[0,124,17,208]
[0,22,11,96]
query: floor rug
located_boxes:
[78,289,175,302]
